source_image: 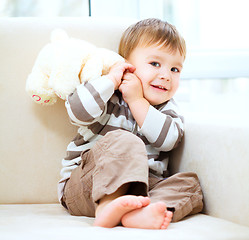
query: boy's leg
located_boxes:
[91,129,149,203]
[63,129,179,229]
[91,130,151,227]
[62,150,96,217]
[120,172,202,228]
[148,172,203,222]
[62,129,149,220]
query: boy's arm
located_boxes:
[65,76,114,126]
[66,62,135,126]
[138,102,184,152]
[128,98,184,152]
[127,98,150,129]
[119,73,183,152]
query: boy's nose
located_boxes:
[159,69,171,81]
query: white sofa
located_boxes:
[0,17,249,240]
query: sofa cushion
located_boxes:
[1,204,249,240]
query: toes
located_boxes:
[137,196,150,207]
[156,202,167,213]
[167,211,173,219]
[165,211,173,224]
[160,211,173,230]
[122,196,146,209]
[135,200,143,208]
[160,222,168,229]
[161,222,169,229]
[122,199,141,209]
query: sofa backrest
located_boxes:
[0,17,135,204]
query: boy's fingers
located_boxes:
[123,72,134,81]
[126,63,136,73]
[122,62,135,73]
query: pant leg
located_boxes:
[63,129,149,217]
[91,129,149,202]
[62,150,96,217]
[148,172,203,222]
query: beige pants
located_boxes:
[62,130,203,222]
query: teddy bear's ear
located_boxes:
[51,29,68,43]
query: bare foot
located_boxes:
[93,195,150,228]
[121,202,173,229]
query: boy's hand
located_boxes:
[119,72,150,128]
[119,72,143,104]
[106,62,135,90]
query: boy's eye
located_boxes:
[171,67,179,73]
[150,62,160,67]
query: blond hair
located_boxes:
[119,18,186,60]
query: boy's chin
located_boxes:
[148,97,171,106]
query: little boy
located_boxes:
[59,18,203,229]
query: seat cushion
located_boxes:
[1,204,249,240]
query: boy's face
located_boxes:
[126,44,184,105]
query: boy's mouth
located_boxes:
[151,85,167,91]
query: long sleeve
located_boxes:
[138,99,184,152]
[65,76,115,126]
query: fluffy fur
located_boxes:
[26,29,124,105]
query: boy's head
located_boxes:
[119,18,186,60]
[118,18,186,106]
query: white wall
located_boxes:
[1,0,249,78]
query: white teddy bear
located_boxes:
[26,29,124,105]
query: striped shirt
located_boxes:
[58,76,184,201]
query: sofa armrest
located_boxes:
[170,112,249,227]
